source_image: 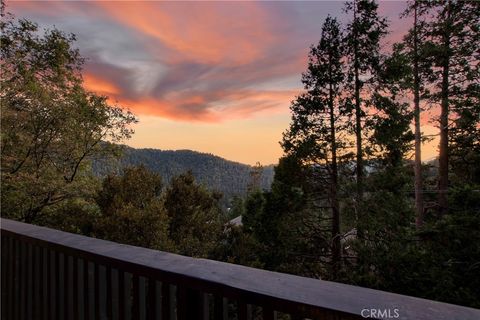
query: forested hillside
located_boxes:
[92,146,274,205]
[2,0,479,311]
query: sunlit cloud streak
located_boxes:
[11,0,389,123]
[9,0,434,164]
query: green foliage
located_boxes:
[242,191,267,236]
[344,185,480,308]
[240,156,331,276]
[449,90,480,185]
[343,0,389,205]
[227,196,245,220]
[281,17,351,278]
[92,147,275,208]
[344,0,388,77]
[91,167,225,258]
[164,171,224,258]
[367,94,414,167]
[213,224,264,268]
[38,197,101,237]
[425,186,480,307]
[2,1,479,310]
[94,166,173,251]
[221,0,480,308]
[0,14,137,223]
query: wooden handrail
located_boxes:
[1,218,479,320]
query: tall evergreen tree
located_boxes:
[343,0,388,231]
[367,94,414,169]
[387,0,434,228]
[282,16,349,276]
[344,0,387,236]
[414,0,479,214]
[436,0,453,215]
[410,1,425,228]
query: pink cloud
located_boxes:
[93,1,277,66]
[8,1,412,124]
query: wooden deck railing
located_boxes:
[1,218,479,320]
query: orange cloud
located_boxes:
[80,60,299,123]
[213,89,299,117]
[119,97,218,123]
[110,89,297,123]
[10,0,428,164]
[83,73,120,96]
[93,1,276,66]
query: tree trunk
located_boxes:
[413,1,425,229]
[329,80,341,276]
[353,2,364,237]
[438,2,451,215]
[355,65,363,200]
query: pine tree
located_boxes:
[163,171,223,258]
[392,0,434,228]
[411,1,425,228]
[415,0,480,214]
[282,16,349,276]
[95,166,173,251]
[443,2,480,187]
[343,0,388,231]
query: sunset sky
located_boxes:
[9,0,439,165]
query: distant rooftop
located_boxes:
[229,215,243,226]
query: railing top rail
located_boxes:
[2,218,479,320]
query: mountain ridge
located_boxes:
[92,146,275,205]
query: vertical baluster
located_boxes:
[27,244,33,320]
[84,259,91,320]
[4,237,9,320]
[23,244,29,320]
[238,301,251,320]
[18,241,25,320]
[13,239,19,320]
[55,251,61,320]
[16,240,22,320]
[161,282,170,320]
[45,249,52,320]
[10,238,15,320]
[37,247,44,320]
[118,271,125,320]
[94,263,101,320]
[8,238,13,319]
[32,246,39,319]
[72,257,79,320]
[1,236,8,320]
[124,274,133,320]
[146,278,158,320]
[185,288,204,320]
[140,277,147,320]
[9,238,16,320]
[106,266,113,320]
[262,306,275,320]
[3,237,9,320]
[132,274,141,320]
[64,254,70,320]
[15,241,20,320]
[214,296,227,320]
[176,286,187,320]
[202,293,210,320]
